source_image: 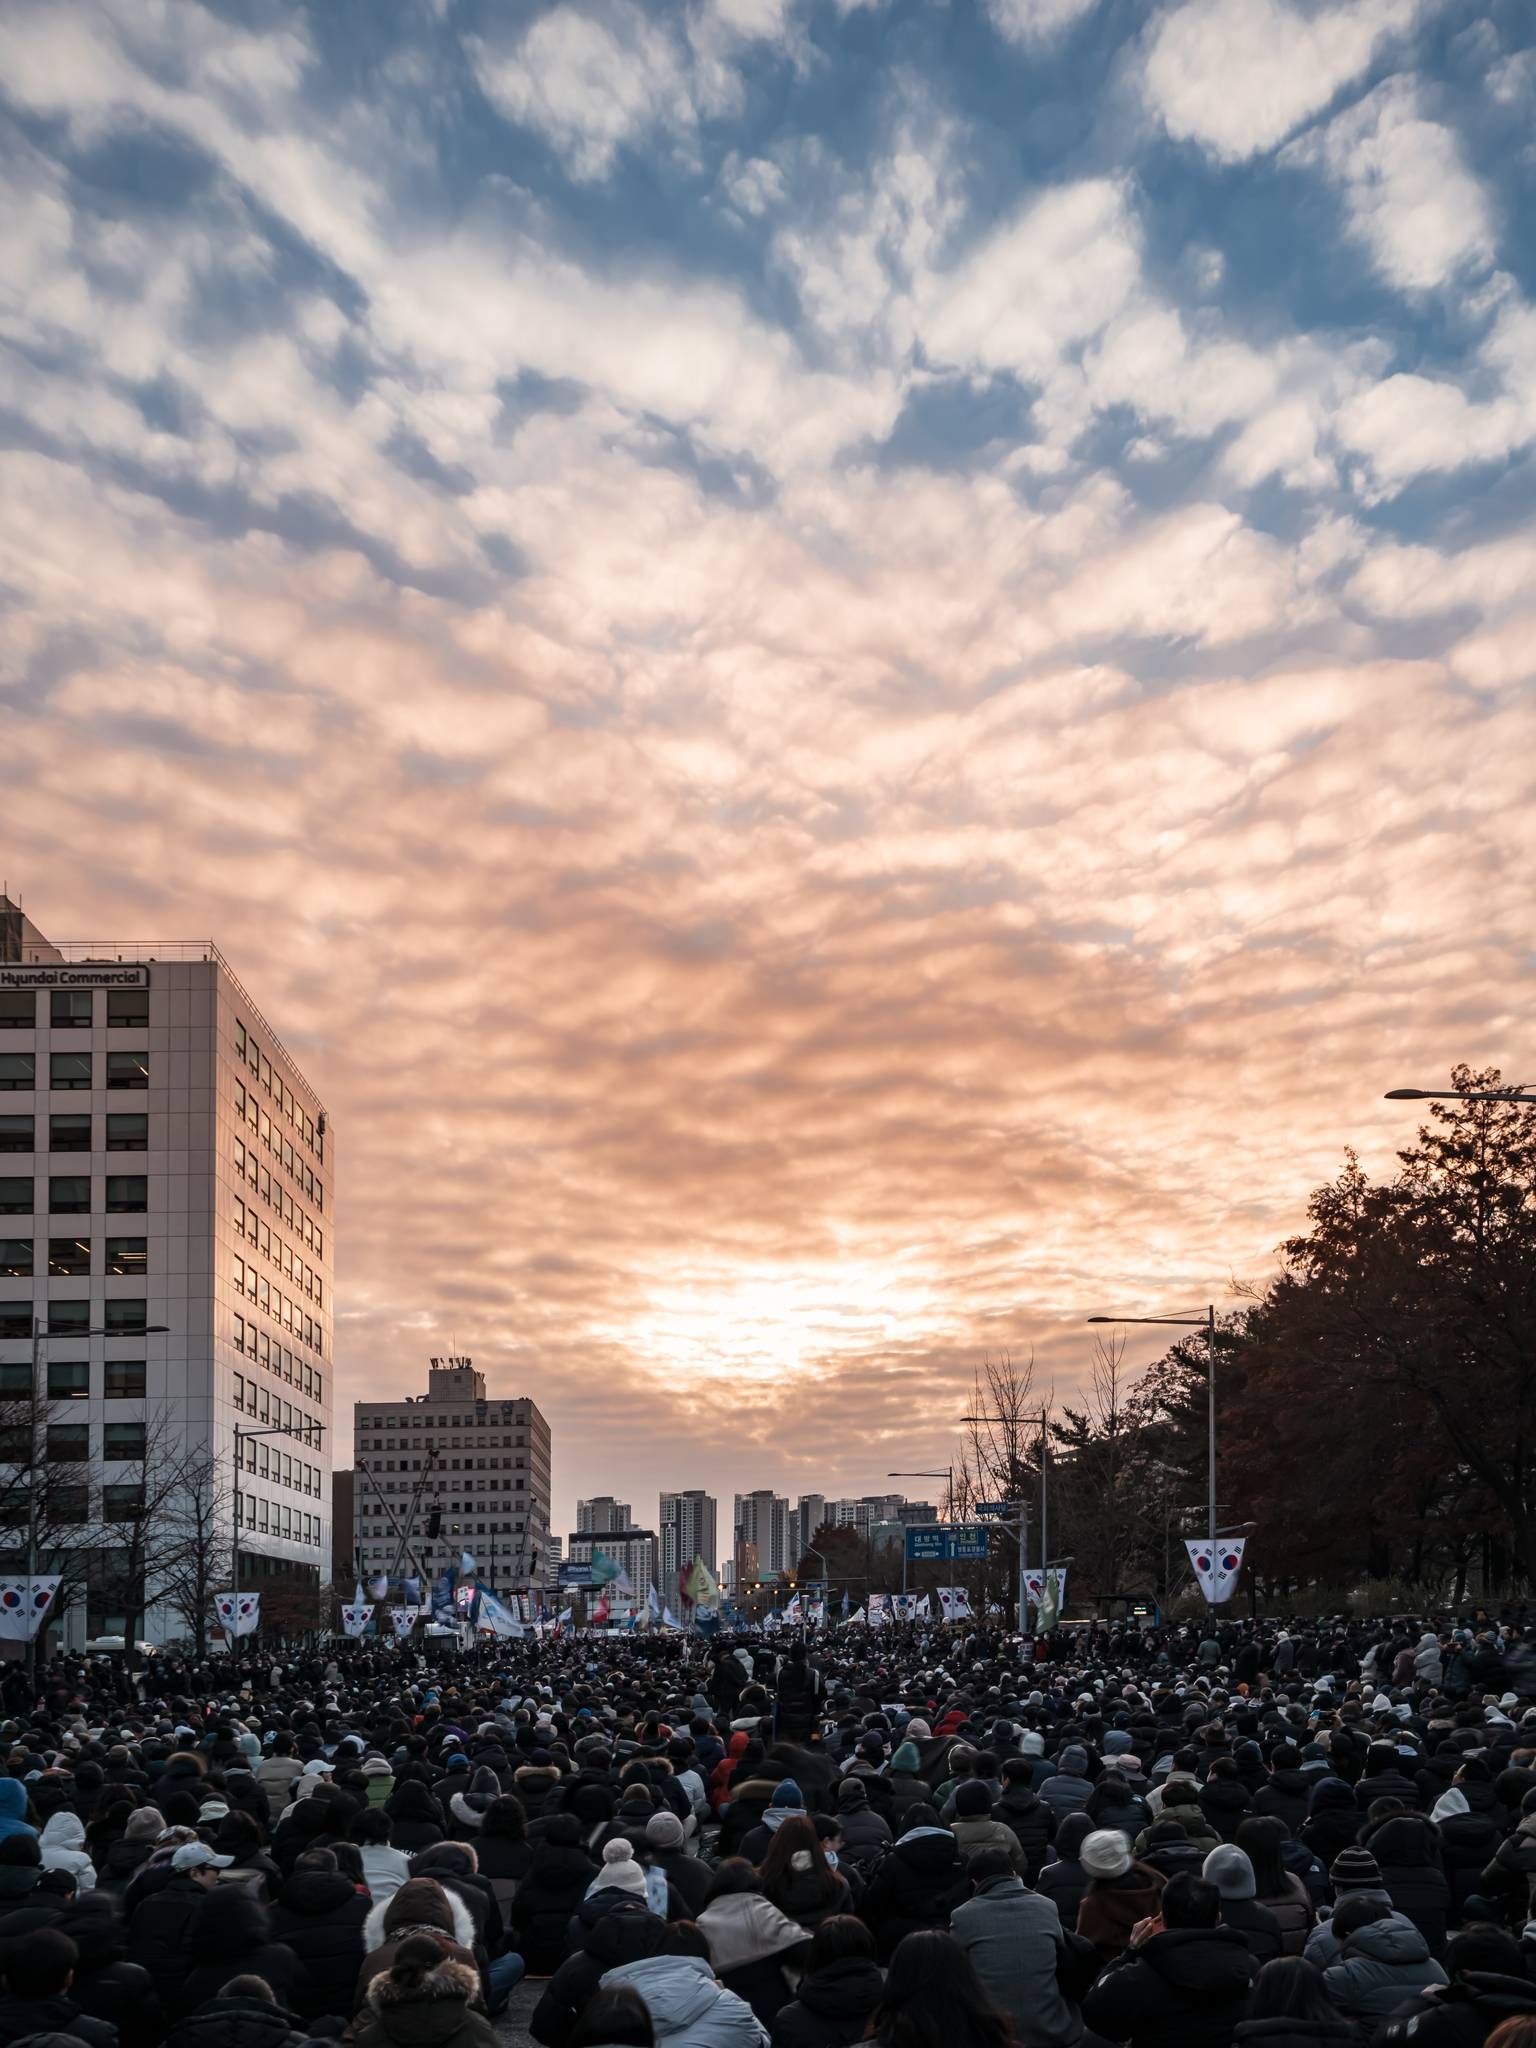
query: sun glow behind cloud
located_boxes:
[1,0,1533,1530]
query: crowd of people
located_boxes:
[1,1613,1536,2048]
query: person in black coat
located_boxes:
[1083,1873,1260,2048]
[1300,1783,1362,1871]
[1430,1790,1502,1925]
[1361,1815,1450,1955]
[1354,1748,1423,1815]
[643,1814,710,1916]
[1254,1752,1314,1842]
[267,1848,370,2021]
[1232,1954,1361,2048]
[509,1818,595,1977]
[1200,1762,1255,1845]
[176,1887,302,2019]
[0,1925,122,2048]
[166,1977,313,2048]
[381,1783,446,1858]
[855,1807,971,1961]
[131,1857,226,2010]
[1035,1812,1093,1932]
[770,1914,883,2048]
[62,1891,167,2048]
[993,1761,1054,1882]
[529,1895,668,2048]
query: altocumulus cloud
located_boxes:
[1,0,1534,1528]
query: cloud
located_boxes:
[1287,77,1496,291]
[985,0,1099,44]
[1142,0,1422,163]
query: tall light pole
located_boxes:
[888,1469,952,1597]
[25,1317,168,1693]
[1385,1084,1536,1103]
[1089,1307,1219,1549]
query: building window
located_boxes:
[0,1117,33,1154]
[0,994,35,1030]
[0,1357,28,1391]
[50,1052,91,1091]
[50,991,93,1030]
[46,1423,89,1461]
[47,1300,89,1336]
[105,1176,147,1213]
[0,1178,30,1217]
[102,1300,147,1334]
[0,1054,35,1091]
[0,1239,32,1278]
[106,1052,149,1090]
[104,1359,146,1398]
[105,1115,147,1151]
[0,1308,30,1341]
[48,1176,90,1215]
[50,1114,91,1152]
[235,1021,247,1060]
[105,1238,146,1276]
[47,1485,89,1525]
[103,1421,146,1460]
[102,1484,144,1521]
[47,1359,89,1401]
[106,990,150,1029]
[48,1237,90,1277]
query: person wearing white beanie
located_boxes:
[586,1837,649,1901]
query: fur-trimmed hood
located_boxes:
[364,1885,477,1953]
[367,1955,480,2011]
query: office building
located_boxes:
[353,1358,551,1597]
[577,1496,633,1534]
[659,1489,717,1590]
[0,899,334,1646]
[734,1489,791,1581]
[567,1525,656,1598]
[332,1468,355,1586]
[794,1494,827,1564]
[544,1535,562,1601]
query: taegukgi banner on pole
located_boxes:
[0,1578,61,1640]
[1185,1536,1247,1603]
[341,1602,373,1637]
[216,1591,260,1637]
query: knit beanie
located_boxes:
[904,1720,932,1743]
[1021,1732,1045,1758]
[645,1813,685,1852]
[124,1807,165,1843]
[956,1781,993,1817]
[589,1837,647,1899]
[1079,1829,1132,1880]
[769,1780,804,1809]
[1330,1846,1383,1892]
[1203,1845,1257,1899]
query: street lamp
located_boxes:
[1386,1084,1536,1103]
[25,1317,170,1691]
[1089,1307,1219,1550]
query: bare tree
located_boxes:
[1052,1332,1135,1594]
[94,1406,208,1669]
[158,1446,234,1656]
[0,1376,98,1647]
[954,1351,1038,1622]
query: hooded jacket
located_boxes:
[510,1834,597,1978]
[994,1783,1055,1881]
[175,1886,303,2019]
[855,1826,972,1959]
[951,1873,1083,2048]
[1362,1815,1450,1953]
[1036,1817,1094,1932]
[268,1863,371,2019]
[1376,1969,1536,2048]
[131,1873,217,2007]
[1322,1916,1448,2023]
[0,1781,35,1843]
[605,1954,769,2048]
[1082,1924,1259,2048]
[1040,1751,1094,1820]
[353,1952,496,2048]
[530,1897,668,2048]
[356,1881,480,2012]
[831,1786,891,1876]
[949,1815,1028,1875]
[166,1993,312,2048]
[0,1986,121,2048]
[769,1958,884,2048]
[39,1810,97,1890]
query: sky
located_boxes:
[2,0,1534,1547]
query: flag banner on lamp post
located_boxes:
[867,1592,890,1626]
[341,1602,373,1637]
[1185,1536,1248,1602]
[937,1585,973,1620]
[892,1592,918,1621]
[0,1578,61,1640]
[390,1606,420,1638]
[215,1592,260,1638]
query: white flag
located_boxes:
[216,1591,260,1638]
[867,1593,889,1626]
[807,1599,825,1625]
[475,1589,524,1637]
[1185,1536,1247,1604]
[661,1605,679,1628]
[341,1602,373,1637]
[937,1585,973,1620]
[892,1593,917,1621]
[0,1577,61,1641]
[390,1607,420,1638]
[784,1594,802,1621]
[366,1573,390,1600]
[915,1593,931,1620]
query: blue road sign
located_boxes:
[905,1523,993,1561]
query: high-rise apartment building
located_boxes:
[567,1525,656,1597]
[577,1496,632,1534]
[0,900,333,1646]
[353,1359,550,1598]
[659,1489,717,1590]
[733,1489,791,1581]
[795,1495,827,1562]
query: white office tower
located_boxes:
[659,1488,717,1590]
[0,899,333,1647]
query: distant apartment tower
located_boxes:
[353,1359,551,1596]
[568,1525,657,1597]
[659,1489,717,1590]
[577,1496,633,1534]
[0,899,334,1646]
[734,1489,791,1580]
[795,1494,827,1563]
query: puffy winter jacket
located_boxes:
[1362,1815,1450,1953]
[40,1810,98,1890]
[856,1826,972,1959]
[166,1994,312,2048]
[1082,1925,1258,2048]
[267,1865,371,2019]
[1323,1916,1448,2024]
[606,1953,768,2048]
[770,1960,883,2048]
